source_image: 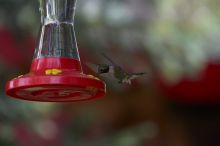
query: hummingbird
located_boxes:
[94,53,146,85]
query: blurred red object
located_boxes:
[13,122,61,146]
[0,27,35,68]
[157,62,220,104]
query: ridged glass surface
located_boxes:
[35,0,79,59]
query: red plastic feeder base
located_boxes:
[5,58,106,102]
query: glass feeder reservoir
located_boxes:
[5,0,106,102]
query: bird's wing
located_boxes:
[101,53,119,66]
[102,53,129,74]
[88,62,106,66]
[87,62,113,68]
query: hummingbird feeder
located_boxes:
[5,0,106,102]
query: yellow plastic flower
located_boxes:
[45,69,62,75]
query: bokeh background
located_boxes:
[0,0,220,146]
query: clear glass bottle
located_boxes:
[35,0,79,59]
